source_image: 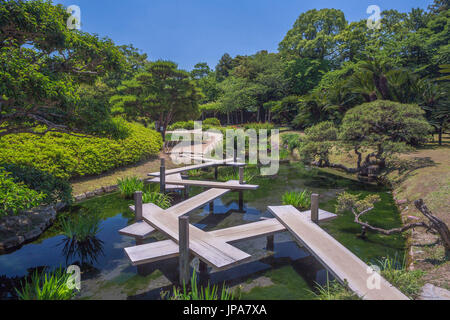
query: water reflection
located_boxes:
[61,236,104,267]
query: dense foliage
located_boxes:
[111,60,203,136]
[0,0,124,137]
[189,2,448,142]
[300,101,432,177]
[0,120,163,180]
[1,164,72,205]
[0,169,45,216]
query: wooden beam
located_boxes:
[311,193,319,223]
[179,216,190,285]
[268,205,408,300]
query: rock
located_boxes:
[94,188,104,196]
[419,284,450,300]
[74,194,86,202]
[85,191,95,199]
[103,185,118,193]
[55,201,67,211]
[24,228,42,241]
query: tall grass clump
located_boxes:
[15,268,78,300]
[312,275,360,300]
[162,271,240,300]
[61,213,102,242]
[142,192,172,209]
[282,190,311,211]
[377,256,425,299]
[117,176,144,198]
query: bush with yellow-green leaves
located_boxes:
[0,121,163,180]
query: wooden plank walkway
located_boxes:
[148,160,245,177]
[268,205,409,300]
[148,178,258,190]
[124,210,337,265]
[141,203,251,269]
[161,173,185,191]
[119,221,155,239]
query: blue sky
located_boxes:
[55,0,433,71]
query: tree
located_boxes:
[279,9,347,61]
[300,101,432,178]
[284,58,329,96]
[191,62,211,80]
[337,193,450,257]
[110,60,202,138]
[215,53,234,82]
[0,0,124,137]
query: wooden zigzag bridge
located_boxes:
[118,158,408,300]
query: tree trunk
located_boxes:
[438,127,443,146]
[414,200,450,257]
[227,112,230,125]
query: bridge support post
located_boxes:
[184,186,190,199]
[199,260,208,274]
[209,201,214,213]
[134,191,143,221]
[239,167,244,185]
[179,216,190,285]
[311,193,319,223]
[267,235,274,251]
[239,191,244,211]
[214,166,218,180]
[160,158,166,194]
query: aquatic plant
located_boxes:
[377,256,425,299]
[282,190,311,211]
[142,191,172,209]
[61,213,102,242]
[15,268,78,300]
[312,275,360,300]
[117,176,144,198]
[162,271,240,300]
[219,166,257,183]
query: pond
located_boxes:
[0,163,406,300]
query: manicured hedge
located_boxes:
[0,121,163,180]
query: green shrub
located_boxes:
[16,268,78,300]
[281,133,302,152]
[142,192,172,209]
[282,190,311,211]
[243,123,275,132]
[312,277,360,300]
[0,170,45,216]
[203,118,221,127]
[378,256,425,299]
[1,164,72,205]
[162,271,239,300]
[168,121,195,131]
[0,121,163,180]
[117,176,144,198]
